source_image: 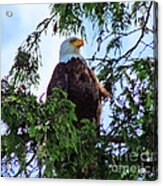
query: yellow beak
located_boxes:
[71,39,84,48]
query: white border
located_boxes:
[0,0,162,185]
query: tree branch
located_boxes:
[113,1,153,64]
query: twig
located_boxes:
[138,40,155,58]
[113,1,153,64]
[13,153,36,177]
[116,28,141,37]
[103,28,141,43]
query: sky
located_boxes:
[1,4,67,96]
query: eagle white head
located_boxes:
[59,37,84,63]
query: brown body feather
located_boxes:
[47,58,110,124]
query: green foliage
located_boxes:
[1,1,157,180]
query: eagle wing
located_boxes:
[47,58,110,124]
[47,63,68,97]
[87,67,110,99]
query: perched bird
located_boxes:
[47,37,110,124]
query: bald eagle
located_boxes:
[47,37,110,124]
